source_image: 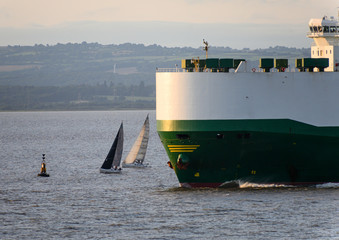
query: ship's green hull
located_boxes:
[157,119,339,187]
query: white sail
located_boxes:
[123,115,149,165]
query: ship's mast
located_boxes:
[203,39,209,59]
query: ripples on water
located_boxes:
[0,111,338,239]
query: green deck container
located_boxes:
[303,58,329,68]
[296,58,329,72]
[274,59,288,72]
[295,58,303,69]
[234,59,245,69]
[274,59,288,68]
[259,58,274,72]
[181,59,194,69]
[219,58,234,68]
[259,58,274,68]
[206,58,219,69]
[199,59,206,71]
[219,58,234,72]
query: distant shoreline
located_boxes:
[0,107,155,112]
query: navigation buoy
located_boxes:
[38,154,50,177]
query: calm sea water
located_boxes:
[0,110,338,240]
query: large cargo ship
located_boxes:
[156,12,339,187]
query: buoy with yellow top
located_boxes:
[38,154,50,177]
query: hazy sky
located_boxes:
[0,0,338,48]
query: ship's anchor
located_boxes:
[176,154,190,170]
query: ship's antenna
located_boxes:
[203,39,209,59]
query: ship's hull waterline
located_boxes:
[156,72,339,187]
[157,119,339,187]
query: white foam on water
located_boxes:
[315,182,339,189]
[239,181,339,189]
[239,182,294,189]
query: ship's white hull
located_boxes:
[156,71,339,187]
[156,72,339,127]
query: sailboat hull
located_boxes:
[122,163,149,168]
[99,168,122,174]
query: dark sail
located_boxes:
[100,123,124,170]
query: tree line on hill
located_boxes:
[0,42,310,111]
[0,81,155,111]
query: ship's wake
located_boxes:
[315,182,339,189]
[238,181,339,189]
[239,182,288,189]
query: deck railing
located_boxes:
[156,67,297,73]
[156,68,184,72]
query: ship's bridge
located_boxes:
[307,13,339,72]
[308,17,339,37]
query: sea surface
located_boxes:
[0,110,338,240]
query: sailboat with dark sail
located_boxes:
[100,122,124,174]
[123,115,149,168]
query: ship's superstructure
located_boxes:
[156,11,339,187]
[308,14,339,71]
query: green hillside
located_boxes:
[0,42,310,111]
